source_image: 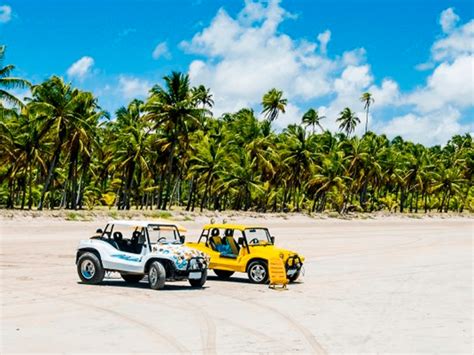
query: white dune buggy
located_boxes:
[76,220,208,290]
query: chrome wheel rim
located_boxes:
[150,267,158,285]
[250,264,266,282]
[81,260,95,279]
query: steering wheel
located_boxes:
[157,237,167,243]
[249,238,259,245]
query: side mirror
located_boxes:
[238,237,244,245]
[95,228,103,235]
[270,236,275,244]
[179,235,186,243]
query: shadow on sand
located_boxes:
[77,279,209,291]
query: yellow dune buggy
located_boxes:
[186,223,304,284]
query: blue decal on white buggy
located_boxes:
[111,254,142,262]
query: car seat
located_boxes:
[209,228,223,251]
[113,231,124,250]
[129,231,143,254]
[224,236,240,256]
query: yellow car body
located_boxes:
[186,223,304,284]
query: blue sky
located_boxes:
[1,0,473,145]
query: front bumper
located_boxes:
[285,255,303,277]
[186,256,207,272]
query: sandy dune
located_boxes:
[0,216,472,354]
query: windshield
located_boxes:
[245,228,271,244]
[147,225,181,244]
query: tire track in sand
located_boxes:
[181,300,217,355]
[3,285,190,353]
[215,291,327,354]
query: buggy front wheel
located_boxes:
[148,261,166,290]
[247,260,268,284]
[77,252,104,284]
[189,269,207,288]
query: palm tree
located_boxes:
[302,108,325,134]
[0,46,31,108]
[337,107,360,136]
[360,92,374,134]
[192,85,214,109]
[112,99,151,209]
[261,88,287,123]
[29,76,78,209]
[188,135,227,211]
[145,72,204,210]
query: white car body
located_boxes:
[76,220,208,282]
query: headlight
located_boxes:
[189,259,199,270]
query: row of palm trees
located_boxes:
[0,46,472,213]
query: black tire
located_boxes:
[214,269,234,279]
[247,260,268,284]
[148,261,166,290]
[121,274,144,283]
[288,270,301,283]
[189,269,207,288]
[77,252,104,284]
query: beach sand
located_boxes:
[1,215,472,353]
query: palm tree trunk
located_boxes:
[186,177,195,211]
[161,142,176,210]
[38,143,62,210]
[28,162,33,210]
[365,107,369,134]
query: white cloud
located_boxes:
[440,8,460,33]
[382,8,473,146]
[376,107,473,146]
[118,76,152,99]
[152,41,171,60]
[317,30,331,54]
[415,62,435,71]
[0,5,11,23]
[407,55,474,113]
[432,20,474,62]
[182,0,365,119]
[278,102,303,128]
[181,1,471,145]
[67,56,94,80]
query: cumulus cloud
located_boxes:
[67,56,94,80]
[317,30,331,54]
[0,5,11,23]
[432,19,474,62]
[383,7,474,145]
[181,1,471,145]
[118,76,152,99]
[152,41,171,60]
[182,0,365,122]
[376,107,472,146]
[407,55,474,113]
[440,8,460,33]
